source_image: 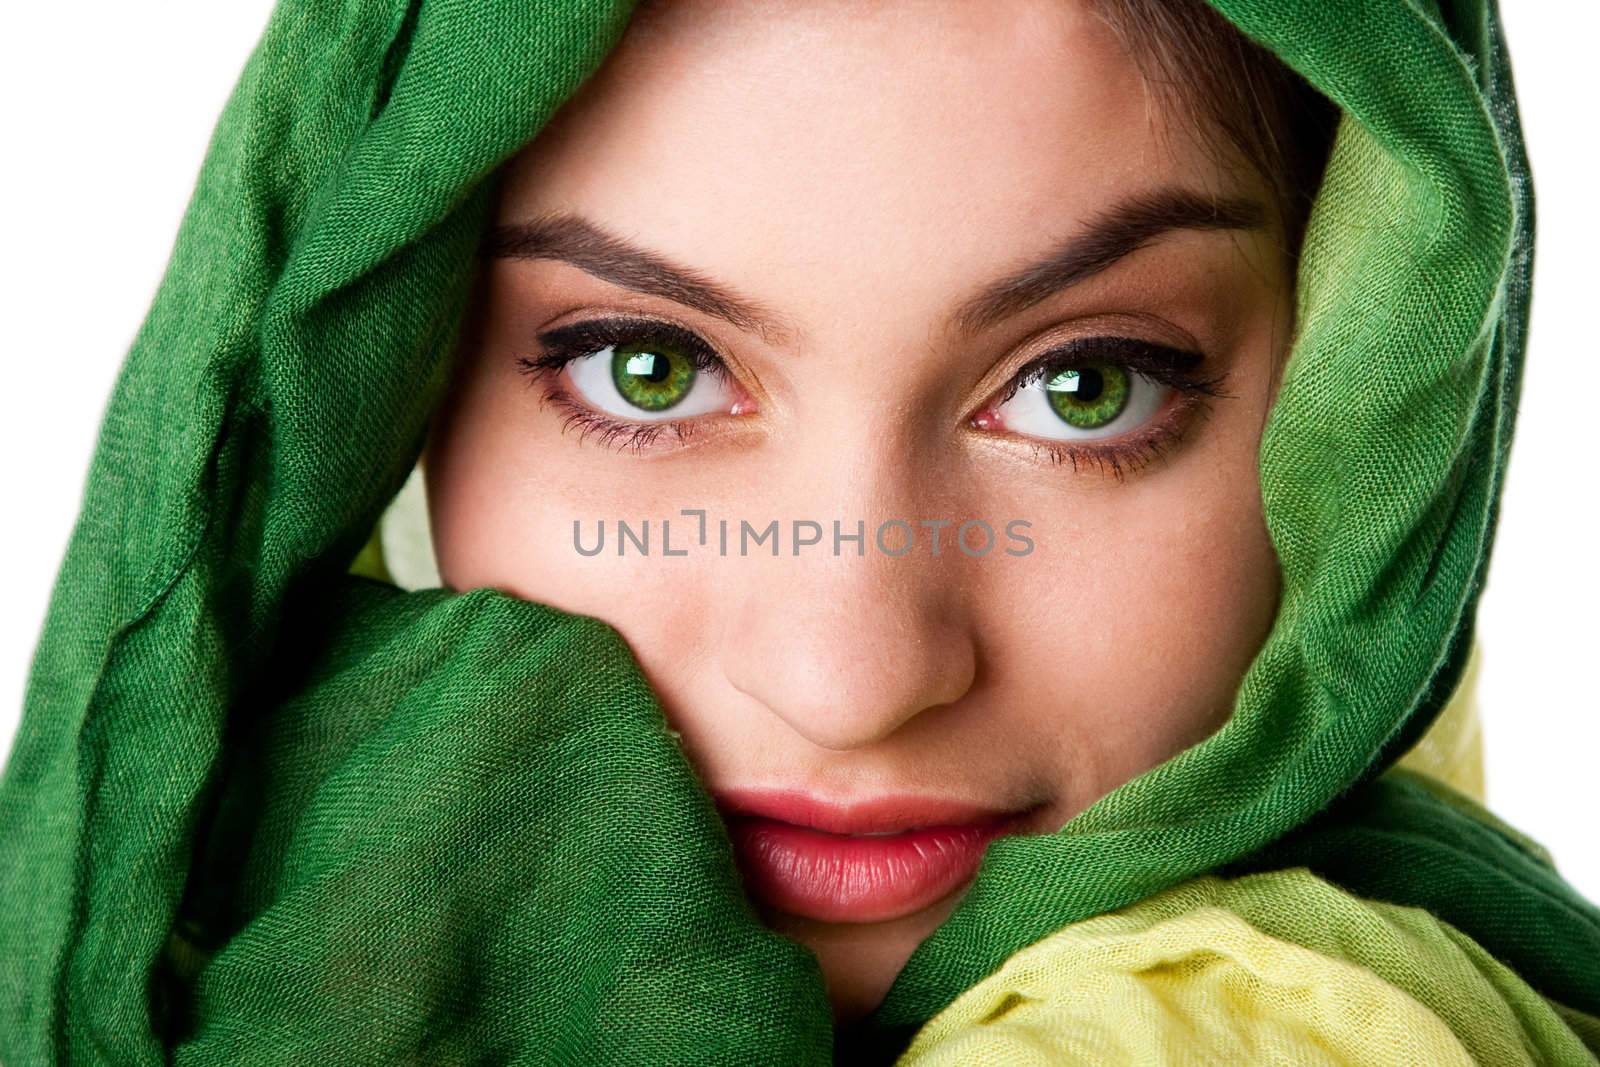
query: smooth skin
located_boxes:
[424,0,1292,1024]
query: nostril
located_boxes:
[713,528,983,742]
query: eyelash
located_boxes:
[514,316,1234,482]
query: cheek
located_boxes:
[424,374,723,681]
[983,467,1280,805]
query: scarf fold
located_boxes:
[3,0,1594,1062]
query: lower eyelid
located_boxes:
[1031,426,1187,480]
[537,380,675,451]
[977,386,1212,479]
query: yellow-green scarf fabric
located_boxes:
[898,866,1597,1065]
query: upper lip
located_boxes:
[711,787,1035,836]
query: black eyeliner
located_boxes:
[522,315,731,380]
[1003,336,1232,407]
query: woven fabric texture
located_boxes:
[896,868,1596,1066]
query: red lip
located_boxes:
[712,789,1035,924]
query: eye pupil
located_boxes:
[1048,367,1102,401]
[628,352,671,383]
[1044,364,1129,429]
[613,340,696,412]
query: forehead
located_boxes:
[494,0,1263,327]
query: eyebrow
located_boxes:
[482,187,1268,344]
[952,188,1269,335]
[482,210,796,343]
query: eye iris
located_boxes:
[1044,364,1129,429]
[611,340,696,412]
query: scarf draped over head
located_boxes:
[2,0,1596,1062]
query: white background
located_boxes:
[1,5,1595,901]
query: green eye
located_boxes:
[1044,364,1130,429]
[611,339,698,412]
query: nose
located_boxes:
[719,546,979,752]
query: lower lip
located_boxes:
[722,815,1018,924]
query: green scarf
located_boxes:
[3,0,1595,1062]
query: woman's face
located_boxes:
[425,0,1291,1023]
